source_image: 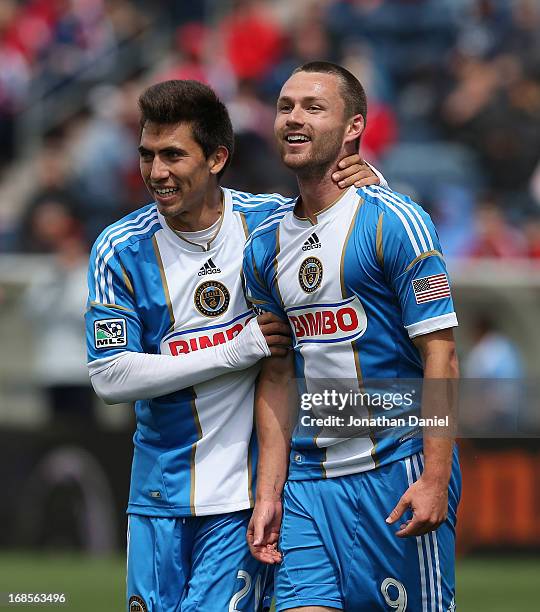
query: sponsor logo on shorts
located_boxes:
[194,280,230,317]
[94,318,127,349]
[299,256,323,293]
[129,595,147,612]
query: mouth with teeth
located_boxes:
[152,185,180,203]
[285,133,311,145]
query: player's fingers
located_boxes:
[395,516,430,538]
[354,175,380,188]
[265,334,292,348]
[252,517,269,547]
[257,312,286,326]
[386,495,409,524]
[334,163,363,181]
[268,346,289,358]
[259,321,291,337]
[337,153,363,170]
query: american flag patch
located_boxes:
[412,273,451,304]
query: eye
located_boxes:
[308,105,322,112]
[278,104,292,113]
[139,152,153,162]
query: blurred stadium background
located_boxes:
[0,0,539,609]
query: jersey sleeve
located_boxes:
[85,239,144,362]
[380,192,458,338]
[242,236,287,319]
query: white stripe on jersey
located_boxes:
[229,189,292,205]
[95,212,159,304]
[418,453,443,612]
[412,454,437,612]
[405,455,428,612]
[369,186,435,251]
[244,208,294,249]
[366,186,429,253]
[365,188,422,256]
[365,187,427,256]
[94,208,158,302]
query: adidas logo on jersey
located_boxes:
[302,233,321,251]
[198,258,221,276]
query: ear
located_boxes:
[208,145,230,176]
[344,114,365,144]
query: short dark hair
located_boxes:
[292,61,367,124]
[138,80,234,179]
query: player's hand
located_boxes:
[385,474,449,537]
[257,312,291,357]
[332,154,380,189]
[247,500,283,564]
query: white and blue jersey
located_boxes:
[243,184,458,479]
[86,187,295,518]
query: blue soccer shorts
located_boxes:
[127,509,273,611]
[275,450,461,611]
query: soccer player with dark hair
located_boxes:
[244,62,461,611]
[85,78,383,611]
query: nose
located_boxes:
[150,155,169,181]
[286,105,304,127]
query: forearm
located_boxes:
[419,334,459,485]
[255,355,295,502]
[88,318,270,404]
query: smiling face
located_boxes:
[138,121,227,227]
[275,71,362,174]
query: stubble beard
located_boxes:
[280,131,344,180]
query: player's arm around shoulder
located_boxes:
[247,351,296,564]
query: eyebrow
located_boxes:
[138,146,187,155]
[277,95,328,105]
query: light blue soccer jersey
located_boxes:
[86,187,295,517]
[243,185,458,479]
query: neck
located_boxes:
[295,163,344,222]
[168,186,223,232]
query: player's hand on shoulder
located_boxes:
[332,154,380,189]
[386,475,449,538]
[256,312,291,357]
[247,500,283,564]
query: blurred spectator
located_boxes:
[463,314,524,432]
[15,132,83,253]
[220,0,284,81]
[21,201,94,426]
[69,82,140,243]
[468,196,528,258]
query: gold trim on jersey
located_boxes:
[376,212,384,269]
[273,225,285,309]
[239,212,249,239]
[189,389,203,515]
[120,263,134,296]
[152,235,175,329]
[88,301,135,313]
[340,197,380,468]
[294,187,350,225]
[404,249,444,272]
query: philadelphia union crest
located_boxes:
[299,257,323,293]
[129,596,147,612]
[194,280,230,317]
